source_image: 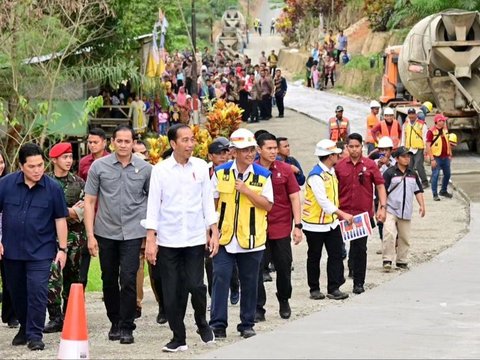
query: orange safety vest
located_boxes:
[429,126,451,157]
[366,113,380,144]
[329,117,349,142]
[379,120,400,149]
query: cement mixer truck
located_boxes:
[380,10,480,152]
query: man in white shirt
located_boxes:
[145,124,219,353]
[209,128,273,340]
[302,139,352,301]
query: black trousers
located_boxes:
[348,236,368,287]
[157,245,208,343]
[0,260,17,324]
[275,94,284,116]
[257,237,293,314]
[78,243,90,288]
[250,100,260,122]
[304,228,345,294]
[97,236,142,331]
[260,94,272,119]
[148,262,165,315]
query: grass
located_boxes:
[85,257,150,292]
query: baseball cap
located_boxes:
[314,139,343,156]
[208,140,229,154]
[229,128,257,149]
[407,108,416,114]
[393,146,413,158]
[335,105,344,112]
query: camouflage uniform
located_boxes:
[44,172,86,333]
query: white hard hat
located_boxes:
[383,107,394,115]
[369,100,381,108]
[230,128,257,149]
[314,139,343,156]
[377,136,393,148]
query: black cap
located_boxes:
[208,141,229,154]
[393,146,413,158]
[335,105,344,112]
[407,107,416,114]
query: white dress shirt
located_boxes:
[144,155,217,248]
[211,161,274,254]
[302,161,340,232]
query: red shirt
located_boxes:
[78,151,109,181]
[256,160,300,240]
[426,127,449,158]
[335,156,384,217]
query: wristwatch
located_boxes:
[294,223,303,229]
[58,247,67,253]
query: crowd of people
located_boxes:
[306,29,351,90]
[96,46,287,137]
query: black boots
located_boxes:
[43,305,63,333]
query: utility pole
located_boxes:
[191,0,199,124]
[247,0,250,45]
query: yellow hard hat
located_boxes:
[423,101,433,113]
[448,133,458,146]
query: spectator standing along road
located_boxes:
[273,69,287,118]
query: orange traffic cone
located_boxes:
[57,283,89,359]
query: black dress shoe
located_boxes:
[119,329,134,344]
[27,340,45,351]
[8,319,20,328]
[240,328,256,338]
[108,323,121,341]
[327,289,349,300]
[156,312,168,324]
[353,285,365,294]
[254,311,266,323]
[12,327,27,346]
[309,290,325,300]
[212,327,226,339]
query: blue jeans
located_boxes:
[4,258,51,341]
[210,246,263,332]
[431,156,451,196]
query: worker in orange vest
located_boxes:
[365,100,381,154]
[328,105,350,142]
[371,107,401,150]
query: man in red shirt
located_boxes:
[78,128,109,181]
[335,133,387,294]
[255,133,302,321]
[77,128,109,288]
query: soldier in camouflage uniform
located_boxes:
[44,143,86,333]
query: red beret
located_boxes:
[49,143,72,158]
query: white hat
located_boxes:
[377,136,393,148]
[369,100,381,108]
[383,107,394,115]
[230,128,257,149]
[314,139,342,156]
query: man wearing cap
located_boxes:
[401,107,429,188]
[382,146,425,271]
[43,143,86,334]
[426,113,453,201]
[371,107,401,151]
[205,139,240,304]
[0,143,68,351]
[210,128,273,339]
[328,105,350,142]
[365,100,381,154]
[302,139,353,301]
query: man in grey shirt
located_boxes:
[84,125,151,345]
